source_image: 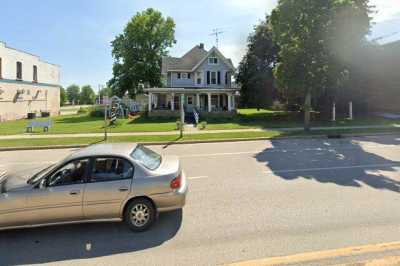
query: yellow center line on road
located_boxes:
[226,241,400,266]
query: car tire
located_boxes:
[124,198,156,232]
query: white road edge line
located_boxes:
[263,163,400,174]
[188,176,208,180]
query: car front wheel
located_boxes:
[124,198,156,232]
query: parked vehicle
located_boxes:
[0,143,187,232]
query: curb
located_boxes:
[0,131,398,152]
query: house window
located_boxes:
[33,65,38,82]
[210,72,217,84]
[16,61,22,80]
[0,58,2,79]
[197,78,201,85]
[187,73,191,79]
[177,73,181,79]
[187,96,193,105]
[182,73,188,79]
[225,72,229,85]
[208,57,218,65]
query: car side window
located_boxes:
[91,157,133,182]
[48,159,89,187]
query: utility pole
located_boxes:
[210,28,224,48]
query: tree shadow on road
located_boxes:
[254,136,400,192]
[0,210,182,265]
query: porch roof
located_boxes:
[144,87,239,94]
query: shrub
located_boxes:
[89,106,105,117]
[77,107,90,114]
[198,121,207,130]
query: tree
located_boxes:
[66,84,80,105]
[108,8,176,97]
[98,86,113,98]
[80,85,96,105]
[270,0,372,130]
[237,16,279,108]
[60,86,66,106]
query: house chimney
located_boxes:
[199,43,204,49]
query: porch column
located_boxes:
[196,94,200,109]
[171,93,175,111]
[232,94,236,110]
[207,92,212,112]
[148,92,152,112]
[227,93,232,111]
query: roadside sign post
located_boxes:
[180,94,184,138]
[349,101,353,120]
[104,96,108,141]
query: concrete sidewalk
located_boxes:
[0,124,399,140]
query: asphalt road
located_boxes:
[1,135,400,265]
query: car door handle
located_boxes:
[119,187,129,192]
[69,190,80,195]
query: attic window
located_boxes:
[208,57,218,65]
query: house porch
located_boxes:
[145,88,238,114]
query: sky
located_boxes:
[1,0,400,91]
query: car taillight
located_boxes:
[170,174,182,189]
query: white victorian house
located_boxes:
[145,43,239,116]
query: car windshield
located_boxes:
[27,164,55,185]
[130,145,162,170]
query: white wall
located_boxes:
[0,41,60,85]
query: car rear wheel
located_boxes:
[124,198,156,232]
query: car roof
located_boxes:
[66,143,138,161]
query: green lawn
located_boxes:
[1,109,399,136]
[1,127,400,148]
[203,109,400,130]
[0,115,177,135]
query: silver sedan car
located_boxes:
[0,143,188,232]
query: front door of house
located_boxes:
[186,95,194,113]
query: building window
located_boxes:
[208,57,218,65]
[210,72,217,84]
[16,61,23,80]
[0,58,2,79]
[197,78,201,85]
[187,96,193,105]
[177,73,181,79]
[33,65,38,83]
[187,73,191,79]
[182,73,188,79]
[225,72,229,85]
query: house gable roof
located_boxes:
[162,45,235,73]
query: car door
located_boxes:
[25,158,89,225]
[0,189,28,228]
[83,157,133,219]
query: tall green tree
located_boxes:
[98,86,113,98]
[66,84,80,105]
[270,0,372,130]
[108,8,176,97]
[80,85,96,104]
[59,86,66,106]
[237,16,279,108]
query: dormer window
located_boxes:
[208,57,218,65]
